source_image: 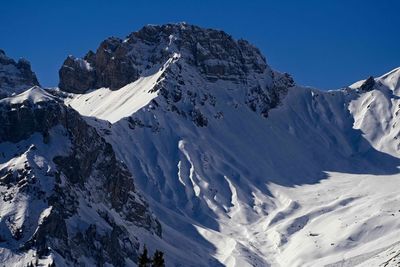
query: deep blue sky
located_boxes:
[1,0,399,89]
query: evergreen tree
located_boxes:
[138,245,151,267]
[152,250,165,267]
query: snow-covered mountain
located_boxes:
[0,86,160,266]
[1,23,400,266]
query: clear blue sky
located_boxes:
[1,0,399,89]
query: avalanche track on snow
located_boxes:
[2,23,400,267]
[67,49,400,266]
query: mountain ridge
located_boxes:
[0,50,40,99]
[1,23,400,267]
[0,84,160,266]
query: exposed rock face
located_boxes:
[61,23,294,124]
[1,23,296,266]
[0,88,160,266]
[58,56,96,94]
[0,88,61,143]
[4,22,400,267]
[59,23,293,94]
[359,76,376,92]
[0,49,40,98]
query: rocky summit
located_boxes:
[59,23,292,91]
[0,50,39,98]
[1,23,400,267]
[60,23,294,123]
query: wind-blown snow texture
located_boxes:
[2,23,400,266]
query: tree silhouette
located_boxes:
[152,250,165,267]
[138,245,151,267]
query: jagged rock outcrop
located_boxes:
[2,24,295,266]
[359,76,376,91]
[3,22,400,267]
[0,87,160,266]
[0,49,39,98]
[59,23,293,94]
[0,87,61,142]
[58,56,96,94]
[62,23,294,126]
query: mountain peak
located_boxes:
[378,66,400,92]
[0,50,40,98]
[61,24,295,124]
[359,76,376,92]
[0,86,54,106]
[380,66,400,77]
[3,22,400,267]
[58,23,274,93]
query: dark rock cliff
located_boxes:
[0,88,160,266]
[0,49,39,98]
[59,23,289,93]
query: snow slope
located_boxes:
[65,39,400,267]
[0,86,161,267]
[349,68,400,157]
[65,54,180,123]
[3,23,400,267]
[0,86,54,105]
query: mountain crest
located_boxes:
[58,23,281,93]
[0,50,40,98]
